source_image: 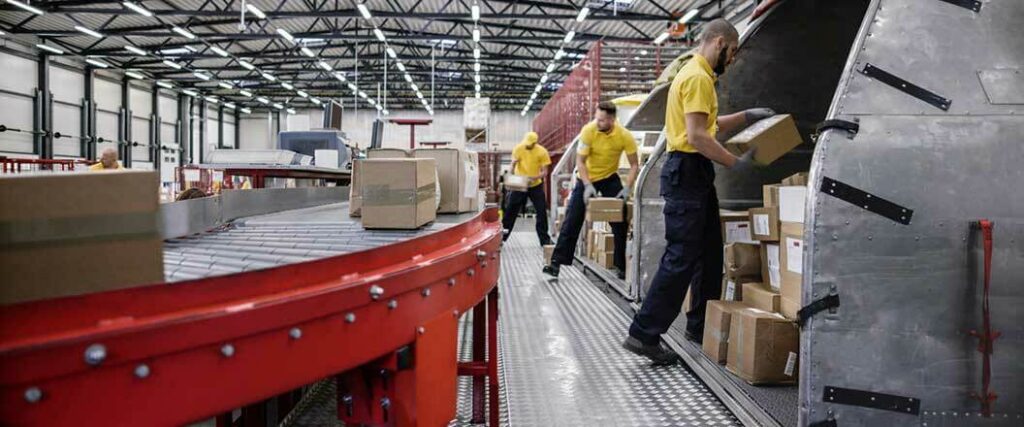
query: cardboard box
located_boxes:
[543,244,555,265]
[349,159,363,217]
[360,158,437,229]
[720,210,756,244]
[724,114,803,166]
[703,301,749,364]
[596,251,615,269]
[314,149,340,169]
[760,243,782,292]
[725,243,761,279]
[778,186,807,224]
[781,172,809,186]
[749,206,780,241]
[367,148,411,158]
[504,174,531,192]
[721,276,759,301]
[413,149,479,213]
[0,171,164,304]
[726,307,800,385]
[742,282,781,313]
[779,222,804,319]
[586,198,624,222]
[763,184,781,208]
[596,233,615,254]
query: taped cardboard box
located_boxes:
[781,172,809,186]
[0,170,164,305]
[596,251,614,269]
[725,242,761,279]
[721,276,760,302]
[726,307,800,385]
[504,174,531,192]
[742,282,781,313]
[778,186,807,224]
[367,148,412,158]
[724,114,803,166]
[360,158,437,229]
[543,244,554,265]
[720,210,756,244]
[763,184,780,208]
[413,148,479,213]
[703,301,749,364]
[586,198,624,222]
[595,232,615,254]
[749,206,780,241]
[760,243,782,292]
[779,222,804,319]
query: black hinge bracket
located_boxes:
[820,177,914,225]
[815,119,860,140]
[797,293,840,327]
[823,386,921,415]
[937,0,982,13]
[860,63,952,111]
[809,418,838,427]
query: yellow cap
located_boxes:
[523,131,538,145]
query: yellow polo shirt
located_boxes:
[577,121,637,182]
[88,162,124,171]
[665,54,718,153]
[512,141,551,187]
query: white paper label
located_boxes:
[786,237,803,275]
[464,159,480,198]
[183,169,201,182]
[769,267,781,292]
[753,214,770,236]
[212,171,224,182]
[725,280,736,300]
[784,352,797,376]
[725,221,753,243]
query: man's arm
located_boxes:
[625,153,640,191]
[687,112,739,167]
[533,165,549,181]
[716,112,747,135]
[510,159,519,175]
[576,153,591,185]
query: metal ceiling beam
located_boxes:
[41,6,668,21]
[25,29,630,43]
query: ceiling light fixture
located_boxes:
[238,89,253,97]
[245,4,266,19]
[125,45,147,56]
[333,72,346,81]
[193,71,212,80]
[210,46,229,57]
[357,3,372,19]
[318,61,332,71]
[205,96,218,104]
[653,32,670,45]
[276,28,295,43]
[396,62,406,72]
[218,81,233,90]
[281,82,294,90]
[74,26,104,39]
[297,90,309,98]
[300,47,315,57]
[576,7,590,22]
[85,58,109,68]
[162,59,182,69]
[36,44,64,55]
[273,103,284,109]
[240,107,252,114]
[122,2,152,18]
[373,28,386,42]
[171,26,196,40]
[473,48,480,59]
[546,63,555,73]
[472,28,480,42]
[156,81,175,89]
[386,47,397,59]
[261,72,276,81]
[256,97,270,104]
[286,108,296,114]
[679,9,700,24]
[182,89,199,97]
[238,60,256,70]
[563,31,575,44]
[9,0,45,15]
[310,98,322,105]
[125,70,146,80]
[471,4,480,21]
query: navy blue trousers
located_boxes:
[502,183,552,245]
[550,174,627,271]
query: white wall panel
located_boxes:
[94,78,121,112]
[52,102,82,157]
[206,116,219,148]
[239,114,273,150]
[158,94,178,122]
[50,65,84,104]
[224,125,236,148]
[161,123,177,145]
[0,52,36,94]
[0,93,34,154]
[130,87,152,117]
[96,110,118,142]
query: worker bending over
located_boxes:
[543,101,639,280]
[502,131,553,245]
[623,19,775,364]
[88,148,124,171]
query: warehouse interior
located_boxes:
[1,0,1021,426]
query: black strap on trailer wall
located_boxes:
[823,386,921,415]
[820,177,914,225]
[797,294,840,327]
[860,63,952,111]
[815,119,859,139]
[936,0,982,13]
[808,418,837,427]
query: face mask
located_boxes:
[714,45,729,75]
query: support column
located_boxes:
[34,53,53,159]
[199,98,207,164]
[152,84,161,173]
[180,94,191,166]
[234,108,240,149]
[82,66,97,161]
[119,77,132,167]
[217,104,225,149]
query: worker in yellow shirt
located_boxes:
[88,148,125,171]
[543,101,639,279]
[623,19,776,365]
[502,131,553,245]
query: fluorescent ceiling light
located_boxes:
[357,3,372,19]
[125,71,146,80]
[238,60,256,70]
[546,63,555,73]
[475,84,481,92]
[471,4,480,21]
[85,58,109,68]
[261,72,276,81]
[404,74,413,83]
[286,108,296,114]
[125,45,147,56]
[238,89,253,97]
[386,47,397,59]
[473,48,480,59]
[653,32,670,45]
[563,31,575,44]
[383,109,389,116]
[318,61,332,71]
[310,98,321,105]
[347,83,357,91]
[193,71,212,80]
[240,107,252,114]
[618,67,626,72]
[474,63,480,72]
[9,0,45,15]
[218,81,233,90]
[333,72,346,81]
[281,82,294,90]
[472,28,480,42]
[276,28,295,43]
[535,84,542,92]
[554,49,565,60]
[172,26,196,40]
[273,103,284,109]
[530,92,537,100]
[521,110,526,116]
[156,81,175,89]
[368,98,376,105]
[410,83,418,91]
[359,91,368,99]
[204,96,218,104]
[300,47,315,57]
[475,92,480,99]
[182,89,199,97]
[36,44,64,55]
[576,7,589,22]
[297,90,309,98]
[540,74,548,83]
[256,97,270,104]
[245,4,266,19]
[473,74,480,83]
[373,28,385,42]
[122,2,152,17]
[210,46,229,57]
[417,92,424,100]
[396,62,406,72]
[679,9,700,24]
[224,102,235,109]
[162,60,182,69]
[74,26,104,39]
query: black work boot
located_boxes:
[542,263,560,279]
[622,336,679,366]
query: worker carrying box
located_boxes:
[501,132,554,245]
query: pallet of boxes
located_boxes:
[702,114,807,386]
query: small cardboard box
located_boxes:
[720,210,756,244]
[543,244,555,265]
[361,158,437,229]
[596,251,615,269]
[742,282,781,313]
[763,184,780,208]
[724,114,803,166]
[596,233,615,253]
[0,170,164,304]
[367,148,412,158]
[781,172,809,186]
[504,174,531,192]
[721,276,759,301]
[703,301,749,364]
[725,242,761,279]
[760,243,782,292]
[587,198,624,222]
[779,222,804,319]
[749,206,780,241]
[778,186,807,224]
[726,307,800,385]
[413,148,479,213]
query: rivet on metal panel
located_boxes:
[221,344,235,358]
[868,235,873,240]
[491,253,497,260]
[134,364,150,378]
[24,387,42,403]
[387,299,398,310]
[453,309,459,317]
[345,313,356,323]
[369,285,384,300]
[289,327,302,340]
[448,277,456,286]
[832,234,838,241]
[476,249,487,260]
[481,261,488,268]
[84,344,107,366]
[417,327,425,335]
[421,288,431,297]
[380,397,391,410]
[467,268,475,277]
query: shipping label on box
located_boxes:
[749,206,779,241]
[766,243,781,291]
[778,186,807,224]
[724,279,738,301]
[785,237,803,275]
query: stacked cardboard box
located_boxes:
[360,158,438,229]
[543,244,555,265]
[721,242,761,301]
[702,300,748,364]
[586,197,625,223]
[412,148,480,213]
[504,174,531,192]
[726,307,799,385]
[592,231,615,268]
